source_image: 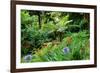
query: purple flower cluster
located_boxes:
[63,47,70,54]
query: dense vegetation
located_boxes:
[21,10,90,63]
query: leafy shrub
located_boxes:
[80,19,89,30]
[21,10,90,62]
[67,25,80,32]
[27,31,90,62]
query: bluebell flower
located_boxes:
[23,54,33,62]
[63,47,70,54]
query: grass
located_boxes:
[22,31,90,63]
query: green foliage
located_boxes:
[67,25,80,32]
[69,31,90,60]
[21,48,30,56]
[21,10,90,62]
[21,31,90,62]
[80,19,89,30]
